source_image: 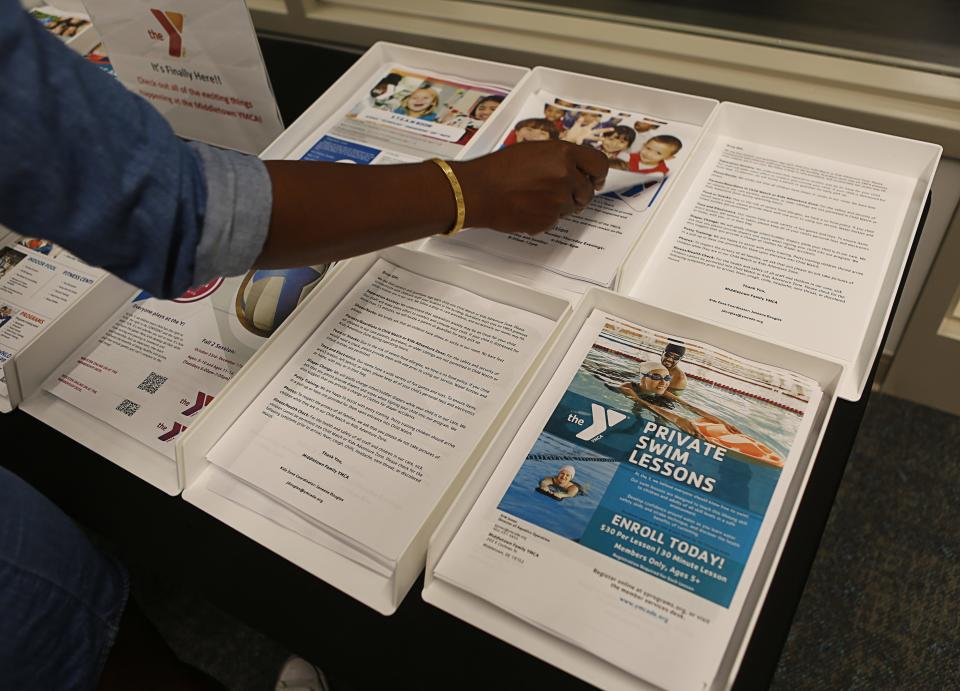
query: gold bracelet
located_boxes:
[430,158,466,236]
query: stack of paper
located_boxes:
[0,232,112,409]
[453,89,703,288]
[433,310,822,690]
[202,259,555,581]
[41,266,328,481]
[289,64,515,165]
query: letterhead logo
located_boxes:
[574,404,627,442]
[148,9,184,58]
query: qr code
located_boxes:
[137,372,167,394]
[116,399,140,417]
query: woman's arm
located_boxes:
[257,141,608,268]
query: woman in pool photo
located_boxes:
[538,465,582,500]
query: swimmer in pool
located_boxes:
[538,465,581,499]
[660,342,688,396]
[619,373,743,439]
[619,362,672,398]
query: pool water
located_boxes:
[580,344,803,459]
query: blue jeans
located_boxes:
[0,467,129,689]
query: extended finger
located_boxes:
[571,144,610,186]
[571,171,595,210]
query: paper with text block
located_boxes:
[207,260,554,564]
[0,237,104,401]
[634,138,915,361]
[44,267,328,456]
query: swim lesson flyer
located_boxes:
[297,65,512,164]
[451,90,703,287]
[434,310,822,691]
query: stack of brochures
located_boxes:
[201,256,558,580]
[431,310,823,691]
[451,88,704,288]
[39,267,329,493]
[0,229,127,412]
[7,41,939,690]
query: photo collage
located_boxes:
[497,90,702,211]
[303,66,512,163]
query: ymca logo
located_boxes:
[572,404,627,442]
[158,421,187,442]
[182,391,214,417]
[148,9,184,58]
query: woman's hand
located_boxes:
[453,140,609,235]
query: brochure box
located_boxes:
[259,41,530,163]
[423,288,844,690]
[616,102,941,400]
[180,246,571,614]
[19,266,335,496]
[21,386,181,493]
[1,231,133,411]
[424,66,719,293]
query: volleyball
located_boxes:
[235,265,329,337]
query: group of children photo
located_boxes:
[502,94,684,181]
[346,76,697,210]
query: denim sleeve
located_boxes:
[0,0,271,298]
[189,143,272,285]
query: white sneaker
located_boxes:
[275,656,330,691]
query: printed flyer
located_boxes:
[633,137,917,370]
[0,237,104,400]
[207,259,555,565]
[435,310,821,690]
[84,43,116,76]
[292,65,511,164]
[45,265,329,457]
[29,6,93,42]
[82,0,284,153]
[449,90,702,287]
[496,90,701,206]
